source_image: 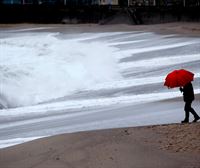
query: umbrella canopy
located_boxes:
[164,69,194,88]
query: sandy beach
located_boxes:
[0,122,200,168]
[0,22,200,168]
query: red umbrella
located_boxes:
[164,69,194,88]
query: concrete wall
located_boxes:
[0,5,199,23]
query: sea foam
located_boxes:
[0,33,121,108]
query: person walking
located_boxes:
[180,82,200,123]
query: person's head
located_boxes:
[184,82,191,87]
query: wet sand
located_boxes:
[0,122,200,168]
[1,22,200,37]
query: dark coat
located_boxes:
[180,82,195,102]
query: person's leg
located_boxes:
[189,102,200,122]
[182,102,190,123]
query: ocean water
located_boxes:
[1,28,200,109]
[0,26,200,148]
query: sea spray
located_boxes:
[0,33,121,108]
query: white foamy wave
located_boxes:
[119,54,200,70]
[87,73,200,91]
[1,89,200,117]
[0,33,121,108]
[3,27,55,33]
[0,137,43,148]
[117,41,200,59]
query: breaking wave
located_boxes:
[0,33,121,108]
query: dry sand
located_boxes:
[0,123,200,168]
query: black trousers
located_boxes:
[184,101,199,121]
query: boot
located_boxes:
[193,116,200,122]
[181,119,189,123]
